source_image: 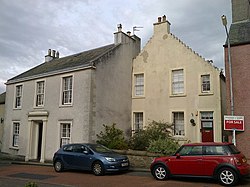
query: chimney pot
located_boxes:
[52,50,56,58]
[162,15,166,22]
[117,24,122,32]
[158,17,161,22]
[127,31,131,36]
[56,51,59,58]
[48,49,51,56]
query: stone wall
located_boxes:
[114,149,162,169]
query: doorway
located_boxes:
[37,122,43,160]
[30,121,43,161]
[201,121,214,142]
[200,112,214,142]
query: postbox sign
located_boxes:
[224,115,244,131]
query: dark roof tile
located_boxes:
[229,21,250,45]
[8,44,116,83]
[0,92,6,104]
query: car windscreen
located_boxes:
[89,144,113,154]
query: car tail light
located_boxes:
[234,156,247,166]
[234,158,242,165]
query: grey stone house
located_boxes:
[0,92,5,150]
[2,25,140,162]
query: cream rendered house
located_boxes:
[2,25,140,162]
[132,16,226,144]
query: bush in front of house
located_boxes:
[147,137,179,155]
[96,121,179,155]
[129,120,177,153]
[96,123,128,150]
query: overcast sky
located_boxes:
[0,0,231,93]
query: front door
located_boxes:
[201,121,213,142]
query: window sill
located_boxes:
[59,104,73,108]
[33,106,44,109]
[13,108,22,110]
[199,92,214,96]
[170,94,186,98]
[9,147,19,151]
[132,96,145,99]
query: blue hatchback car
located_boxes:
[53,143,129,176]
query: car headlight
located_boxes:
[105,157,116,162]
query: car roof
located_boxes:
[183,142,234,146]
[62,143,100,147]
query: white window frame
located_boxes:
[14,84,23,109]
[12,121,20,147]
[35,80,45,107]
[60,122,72,147]
[133,112,143,133]
[60,75,73,106]
[201,74,211,93]
[134,74,144,96]
[172,69,184,95]
[173,112,185,136]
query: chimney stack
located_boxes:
[153,15,171,35]
[45,49,59,62]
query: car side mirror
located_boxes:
[176,153,180,159]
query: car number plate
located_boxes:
[121,162,128,167]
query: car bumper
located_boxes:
[104,162,130,172]
[238,164,250,176]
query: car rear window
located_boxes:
[228,144,241,154]
[204,145,230,155]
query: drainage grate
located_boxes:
[8,172,56,180]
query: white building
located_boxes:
[2,25,140,162]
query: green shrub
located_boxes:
[128,130,149,150]
[147,137,179,155]
[25,182,38,187]
[96,123,128,150]
[129,120,177,152]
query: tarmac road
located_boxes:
[0,163,249,187]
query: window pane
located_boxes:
[173,112,184,136]
[62,76,73,105]
[36,81,45,106]
[13,122,20,147]
[134,112,143,132]
[201,75,210,92]
[172,70,184,94]
[201,112,213,120]
[60,123,71,147]
[135,74,144,96]
[15,85,22,108]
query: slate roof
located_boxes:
[229,21,250,45]
[7,44,117,84]
[0,92,6,104]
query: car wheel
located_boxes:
[92,161,105,176]
[54,160,64,172]
[218,167,238,186]
[152,164,168,180]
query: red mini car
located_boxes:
[150,142,250,186]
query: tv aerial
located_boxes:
[133,26,143,35]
